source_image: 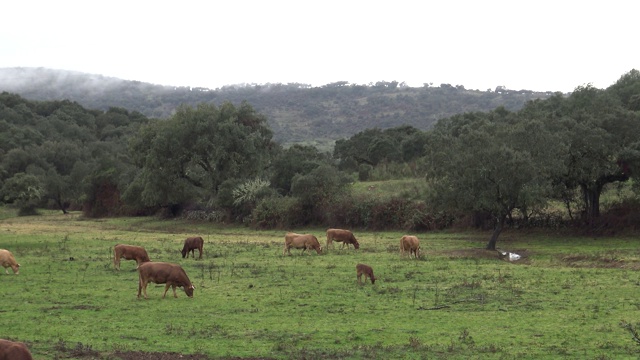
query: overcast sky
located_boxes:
[2,1,638,92]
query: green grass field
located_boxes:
[2,210,640,359]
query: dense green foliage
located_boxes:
[3,212,640,359]
[1,70,640,250]
[1,67,555,148]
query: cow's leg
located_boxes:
[357,272,362,284]
[138,279,148,299]
[172,285,178,298]
[114,253,120,270]
[198,247,203,259]
[162,284,171,298]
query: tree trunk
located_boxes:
[580,183,602,225]
[54,194,68,214]
[485,214,506,250]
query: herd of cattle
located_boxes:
[0,229,421,358]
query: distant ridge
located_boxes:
[0,67,554,148]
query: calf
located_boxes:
[0,249,20,275]
[326,228,360,250]
[137,262,195,299]
[283,233,322,255]
[181,236,204,259]
[400,235,420,259]
[113,244,151,270]
[356,263,376,285]
[0,339,33,360]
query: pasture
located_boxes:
[1,210,640,359]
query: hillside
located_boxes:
[0,67,556,148]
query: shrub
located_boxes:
[251,196,305,229]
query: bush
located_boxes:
[358,164,373,181]
[324,194,445,231]
[251,196,306,229]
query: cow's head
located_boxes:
[353,241,360,250]
[315,246,322,255]
[180,248,187,258]
[12,263,20,274]
[371,276,376,284]
[184,284,195,298]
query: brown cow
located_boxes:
[0,249,20,275]
[400,235,420,259]
[181,236,204,259]
[137,262,195,299]
[283,233,322,255]
[326,228,360,250]
[0,339,33,360]
[356,263,376,285]
[113,244,151,270]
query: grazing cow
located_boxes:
[113,244,151,270]
[0,249,20,275]
[0,339,33,360]
[356,263,376,285]
[181,236,204,259]
[326,228,360,249]
[283,233,322,255]
[137,262,195,299]
[400,235,420,259]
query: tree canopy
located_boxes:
[125,101,276,213]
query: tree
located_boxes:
[524,84,640,223]
[606,69,640,110]
[424,109,564,250]
[125,101,276,212]
[290,164,353,224]
[269,144,328,195]
[1,173,44,215]
[333,126,420,167]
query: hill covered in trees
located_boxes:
[1,69,639,249]
[0,67,556,149]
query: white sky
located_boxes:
[1,0,638,92]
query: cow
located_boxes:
[283,232,322,255]
[113,244,151,270]
[0,339,33,360]
[0,249,20,275]
[356,263,376,285]
[400,235,420,259]
[181,236,204,259]
[137,262,195,299]
[326,228,360,250]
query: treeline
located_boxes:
[0,67,555,149]
[1,69,639,249]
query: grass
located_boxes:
[1,211,640,359]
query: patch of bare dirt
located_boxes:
[559,254,640,269]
